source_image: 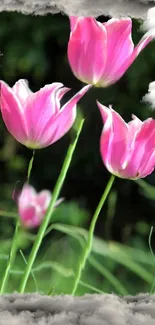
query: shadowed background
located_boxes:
[0,12,155,296]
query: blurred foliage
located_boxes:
[0,12,155,295]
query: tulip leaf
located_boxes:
[11,261,74,278]
[49,223,154,284]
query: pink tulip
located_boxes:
[17,184,63,228]
[68,17,152,87]
[0,79,90,149]
[98,102,155,179]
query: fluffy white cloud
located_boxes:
[0,0,154,17]
[142,6,155,36]
[0,293,155,325]
[143,81,155,109]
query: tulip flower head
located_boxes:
[0,79,90,149]
[17,184,62,228]
[68,17,152,87]
[98,102,155,179]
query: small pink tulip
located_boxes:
[98,102,155,179]
[0,79,90,149]
[68,17,152,87]
[17,184,63,228]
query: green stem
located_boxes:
[27,150,35,182]
[0,221,19,294]
[0,150,35,294]
[71,174,115,295]
[19,119,84,293]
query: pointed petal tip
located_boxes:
[107,17,131,24]
[14,79,29,86]
[105,17,132,29]
[81,84,92,92]
[62,84,91,110]
[109,104,113,111]
[96,101,109,111]
[97,101,110,123]
[0,80,10,90]
[41,82,64,91]
[132,32,153,61]
[72,84,92,100]
[131,114,142,121]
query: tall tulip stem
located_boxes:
[19,119,84,293]
[0,150,35,294]
[71,174,115,295]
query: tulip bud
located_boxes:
[17,184,63,228]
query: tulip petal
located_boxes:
[68,17,107,84]
[98,103,113,171]
[113,33,152,82]
[139,150,155,178]
[55,87,71,113]
[12,79,33,106]
[18,184,62,228]
[54,197,64,208]
[136,121,155,177]
[36,85,91,147]
[21,205,43,228]
[107,109,129,172]
[123,119,155,178]
[97,100,109,124]
[18,184,36,207]
[46,105,76,145]
[19,205,36,225]
[0,81,28,143]
[24,82,63,143]
[36,190,51,210]
[101,18,134,85]
[70,16,79,32]
[131,34,152,63]
[98,103,129,174]
[128,115,142,135]
[126,116,143,158]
